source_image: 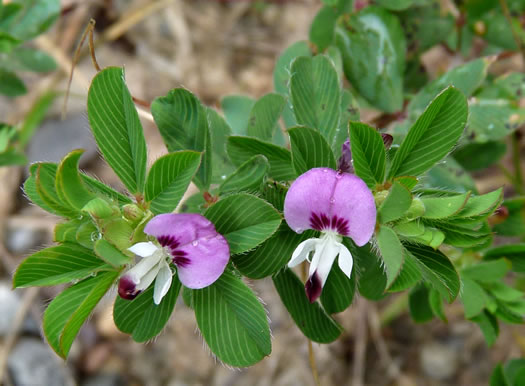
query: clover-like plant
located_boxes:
[12,0,525,380]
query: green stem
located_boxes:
[512,131,524,194]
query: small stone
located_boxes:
[8,338,74,386]
[26,114,97,169]
[0,282,39,337]
[82,373,126,386]
[4,224,48,255]
[420,342,458,380]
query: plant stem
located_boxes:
[301,263,320,386]
[308,340,321,386]
[511,131,524,194]
[499,0,525,67]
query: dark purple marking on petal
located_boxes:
[171,249,191,268]
[309,212,350,235]
[305,272,322,303]
[117,276,141,300]
[157,234,180,250]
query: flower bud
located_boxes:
[82,197,118,219]
[405,197,425,221]
[122,204,145,224]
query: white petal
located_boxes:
[135,262,161,292]
[127,250,163,281]
[336,242,353,278]
[312,235,340,288]
[153,261,173,305]
[128,241,158,257]
[288,238,318,268]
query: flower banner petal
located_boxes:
[176,234,229,289]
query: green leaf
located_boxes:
[489,282,524,303]
[273,268,342,343]
[462,259,510,283]
[17,91,55,147]
[227,136,296,181]
[408,57,492,116]
[261,181,288,212]
[336,7,406,112]
[144,151,201,214]
[233,225,314,279]
[387,250,422,292]
[0,69,26,96]
[81,174,132,206]
[55,150,96,210]
[355,243,387,300]
[503,359,525,386]
[378,181,412,223]
[424,157,477,193]
[349,122,386,188]
[221,95,255,135]
[204,193,281,254]
[206,107,234,182]
[429,288,447,322]
[405,244,460,302]
[485,244,525,273]
[273,41,312,128]
[490,364,508,386]
[1,0,59,40]
[290,55,341,142]
[43,271,118,358]
[471,310,499,347]
[75,221,97,249]
[0,31,19,52]
[389,87,468,178]
[421,192,470,219]
[467,99,525,143]
[320,261,356,314]
[333,90,359,155]
[194,270,271,367]
[113,275,181,342]
[453,141,507,171]
[309,6,338,52]
[87,67,147,194]
[246,93,286,141]
[23,172,54,213]
[94,239,131,268]
[453,188,503,218]
[288,126,336,175]
[461,277,487,319]
[151,88,211,189]
[376,0,416,10]
[0,148,26,166]
[219,155,269,194]
[13,243,110,288]
[9,47,56,72]
[34,163,78,218]
[377,226,405,288]
[409,284,434,323]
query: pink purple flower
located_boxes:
[118,213,229,304]
[284,168,376,302]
